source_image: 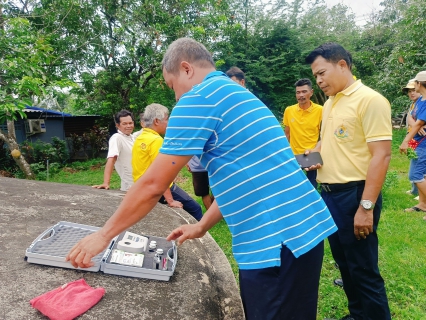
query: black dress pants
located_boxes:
[321,184,391,320]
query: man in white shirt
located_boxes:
[92,110,137,191]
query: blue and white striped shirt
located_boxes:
[160,71,337,270]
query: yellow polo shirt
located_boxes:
[131,127,172,187]
[283,101,322,154]
[318,80,392,183]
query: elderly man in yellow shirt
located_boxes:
[283,78,322,188]
[132,103,203,221]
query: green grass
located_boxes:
[48,159,121,189]
[47,129,426,319]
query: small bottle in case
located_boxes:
[148,241,157,252]
[153,253,161,270]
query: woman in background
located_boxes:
[400,71,426,217]
[404,79,422,200]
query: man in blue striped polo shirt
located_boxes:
[163,38,337,319]
[66,38,337,319]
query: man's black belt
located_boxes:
[321,180,365,193]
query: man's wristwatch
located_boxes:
[360,200,375,210]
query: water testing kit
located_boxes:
[25,221,177,281]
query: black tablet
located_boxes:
[294,152,323,169]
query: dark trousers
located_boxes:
[321,185,391,320]
[239,242,324,320]
[159,184,203,221]
[307,169,318,189]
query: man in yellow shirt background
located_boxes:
[132,103,203,221]
[283,78,322,188]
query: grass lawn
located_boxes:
[48,129,426,319]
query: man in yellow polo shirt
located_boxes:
[305,43,392,320]
[132,103,203,221]
[283,78,322,188]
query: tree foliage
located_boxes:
[0,3,75,178]
[353,0,426,114]
[2,0,426,126]
[10,0,232,117]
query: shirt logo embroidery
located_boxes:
[334,124,348,139]
[140,143,147,150]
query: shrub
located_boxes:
[0,140,20,175]
[67,126,109,159]
[22,140,56,164]
[51,137,69,164]
[31,162,62,180]
[67,133,85,159]
[20,138,70,180]
[83,125,109,158]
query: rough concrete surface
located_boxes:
[0,177,244,320]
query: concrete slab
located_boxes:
[0,177,244,320]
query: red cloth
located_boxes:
[30,278,105,320]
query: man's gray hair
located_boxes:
[162,38,215,75]
[143,103,169,127]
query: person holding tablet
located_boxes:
[283,78,322,188]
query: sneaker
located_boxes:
[406,190,413,195]
[414,196,419,201]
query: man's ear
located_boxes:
[180,61,194,77]
[337,59,349,71]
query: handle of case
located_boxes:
[167,241,178,269]
[27,223,58,249]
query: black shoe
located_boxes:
[324,316,355,320]
[333,278,344,288]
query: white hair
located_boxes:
[143,103,169,127]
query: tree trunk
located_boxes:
[0,5,35,180]
[0,123,35,180]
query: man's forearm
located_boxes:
[163,187,175,204]
[362,141,391,203]
[363,157,390,202]
[198,200,223,233]
[103,157,116,185]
